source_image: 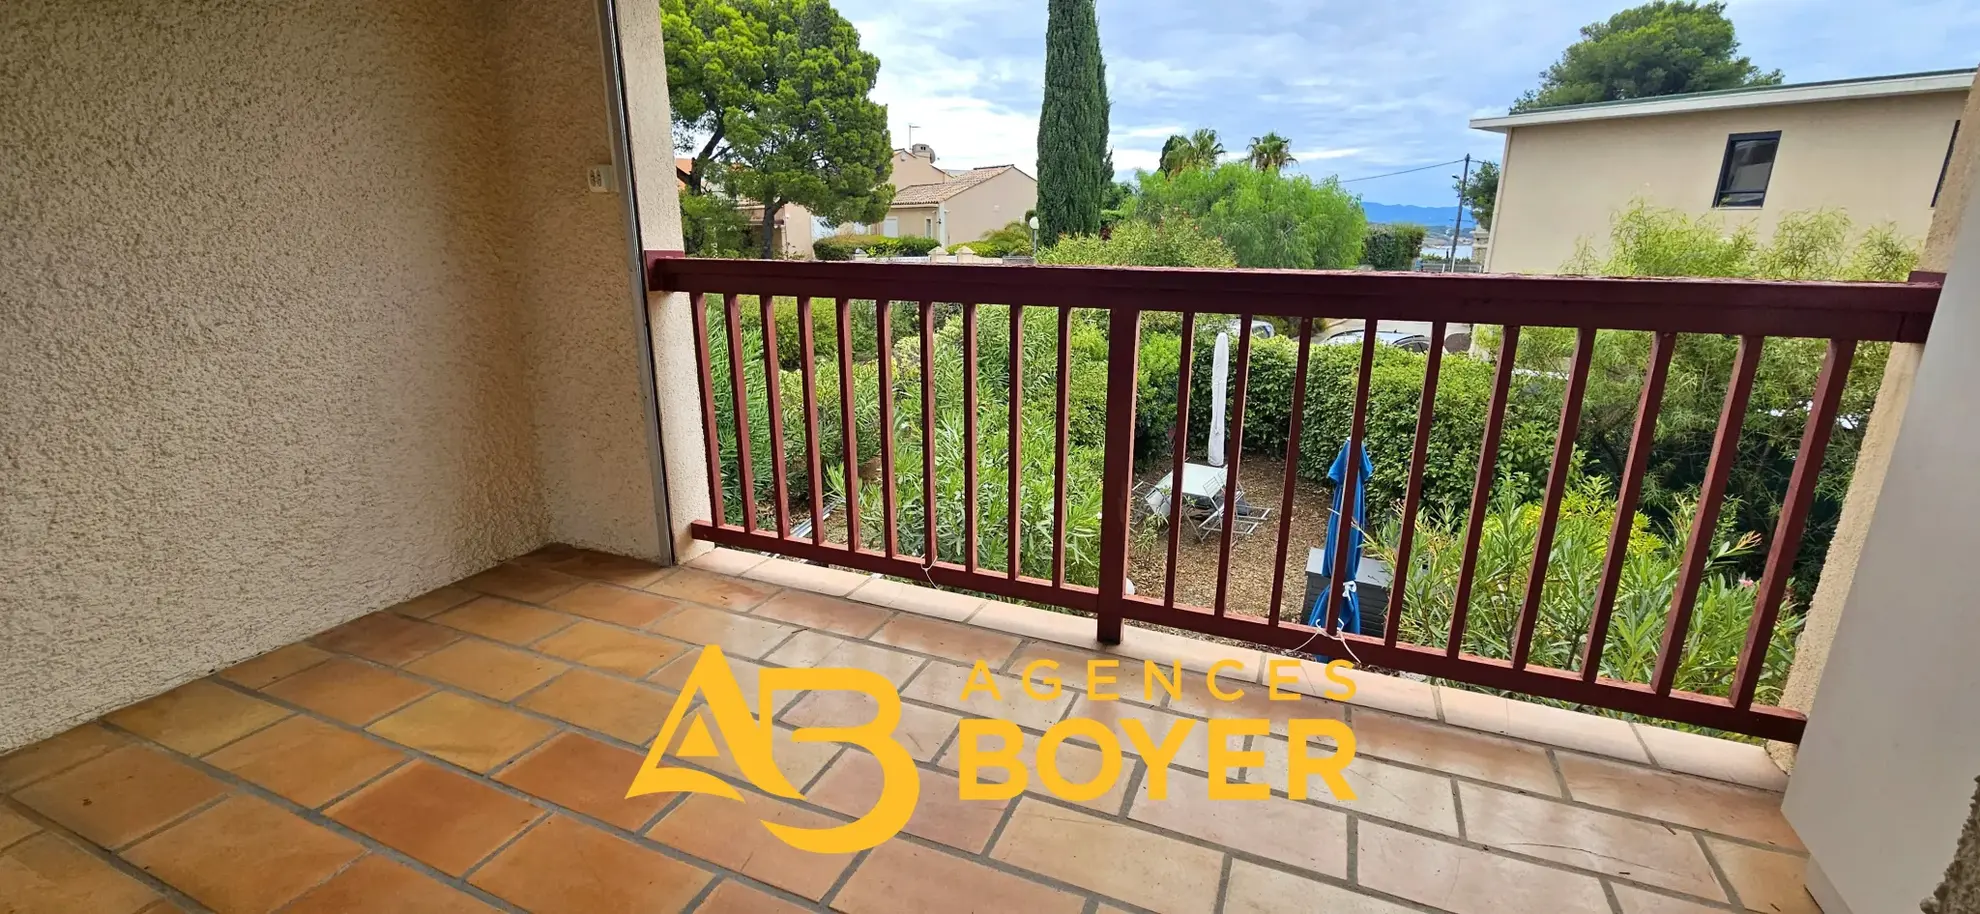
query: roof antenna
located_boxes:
[907,123,919,147]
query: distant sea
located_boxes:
[1363,201,1474,230]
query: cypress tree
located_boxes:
[1036,0,1109,247]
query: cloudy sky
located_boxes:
[835,0,1980,206]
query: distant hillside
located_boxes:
[1361,201,1474,230]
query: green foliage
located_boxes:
[1130,163,1366,269]
[1552,201,1921,582]
[957,221,1034,258]
[1036,0,1110,245]
[1247,133,1296,172]
[1372,478,1801,719]
[679,193,752,257]
[664,0,895,258]
[1133,333,1558,516]
[1158,128,1225,176]
[1562,201,1920,281]
[813,234,941,260]
[1512,1,1782,112]
[662,0,775,195]
[1363,223,1428,271]
[1101,179,1135,229]
[1037,217,1238,268]
[1457,161,1500,230]
[707,296,1110,585]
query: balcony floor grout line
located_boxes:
[406,578,1806,856]
[470,566,1778,775]
[96,707,835,914]
[91,560,1789,914]
[1,794,219,914]
[422,575,1810,857]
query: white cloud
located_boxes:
[830,0,1980,204]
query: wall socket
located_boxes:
[587,165,615,193]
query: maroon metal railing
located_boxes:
[650,254,1939,741]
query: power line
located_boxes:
[1336,158,1467,184]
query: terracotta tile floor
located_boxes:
[0,544,1818,914]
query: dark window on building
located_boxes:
[1935,121,1960,207]
[1713,131,1781,208]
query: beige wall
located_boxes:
[1782,182,1980,914]
[0,0,661,748]
[1489,91,1966,274]
[941,169,1039,247]
[891,149,950,189]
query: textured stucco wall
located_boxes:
[617,0,708,561]
[496,0,664,560]
[1,0,662,749]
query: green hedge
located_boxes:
[814,234,942,261]
[1135,330,1560,516]
[1363,223,1427,271]
[955,237,1029,258]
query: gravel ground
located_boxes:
[1126,455,1336,625]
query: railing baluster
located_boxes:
[1584,331,1674,681]
[759,294,791,539]
[689,292,726,524]
[1511,327,1596,670]
[1267,317,1314,626]
[963,302,980,572]
[796,297,825,546]
[1052,307,1073,587]
[1096,307,1142,645]
[1732,339,1855,709]
[1653,335,1764,696]
[1164,312,1198,608]
[1448,324,1522,657]
[921,301,938,563]
[1323,323,1380,632]
[1007,304,1024,580]
[1213,314,1255,617]
[722,293,757,532]
[1385,321,1446,647]
[835,297,861,552]
[876,300,900,558]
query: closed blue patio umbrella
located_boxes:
[1310,439,1373,634]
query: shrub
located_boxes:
[1136,332,1559,516]
[1555,201,1921,583]
[813,234,941,261]
[1370,476,1802,728]
[1362,224,1427,271]
[1128,163,1366,269]
[958,221,1033,258]
[891,235,942,256]
[957,237,1024,258]
[1038,217,1237,268]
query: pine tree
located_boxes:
[1036,0,1109,246]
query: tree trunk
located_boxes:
[758,202,780,260]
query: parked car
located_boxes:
[1320,328,1432,353]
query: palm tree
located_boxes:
[1184,128,1224,170]
[1160,129,1225,175]
[1247,132,1295,171]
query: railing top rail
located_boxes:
[646,254,1939,343]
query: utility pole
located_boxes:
[1448,153,1471,273]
